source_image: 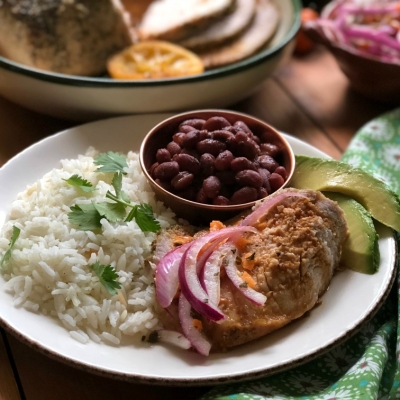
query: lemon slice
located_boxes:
[107,40,204,80]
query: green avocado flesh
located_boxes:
[323,192,380,274]
[290,155,400,232]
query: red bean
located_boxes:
[202,116,231,131]
[174,153,200,174]
[257,187,269,199]
[258,168,272,192]
[274,166,288,180]
[260,143,280,157]
[166,141,181,156]
[256,155,278,172]
[171,172,194,191]
[235,170,263,188]
[213,196,230,205]
[212,130,235,142]
[233,120,252,133]
[181,130,200,149]
[215,150,234,171]
[149,162,159,177]
[196,188,209,203]
[230,157,255,172]
[199,129,212,140]
[203,176,221,198]
[231,187,258,204]
[240,138,260,160]
[180,148,200,160]
[156,148,171,163]
[179,119,205,130]
[173,132,186,146]
[199,153,215,176]
[179,125,197,133]
[269,172,285,192]
[153,161,179,180]
[196,139,226,156]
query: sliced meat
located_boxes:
[0,0,134,76]
[179,0,257,52]
[198,0,280,69]
[202,190,348,351]
[137,0,236,42]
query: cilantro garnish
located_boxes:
[90,261,121,295]
[94,152,128,174]
[65,153,161,233]
[0,226,20,268]
[63,175,96,193]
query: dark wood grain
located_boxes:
[0,330,20,400]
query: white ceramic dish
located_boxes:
[0,114,396,386]
[0,0,300,121]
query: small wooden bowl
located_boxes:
[139,109,295,224]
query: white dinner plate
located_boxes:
[0,114,397,385]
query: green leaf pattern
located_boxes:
[200,109,400,400]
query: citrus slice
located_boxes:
[107,40,204,79]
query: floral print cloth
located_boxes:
[200,108,400,400]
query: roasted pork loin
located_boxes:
[153,189,348,352]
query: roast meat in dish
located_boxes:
[153,189,348,352]
[0,0,134,75]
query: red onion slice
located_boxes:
[179,226,257,321]
[155,242,192,308]
[241,190,309,227]
[156,329,191,350]
[200,243,236,306]
[178,293,211,356]
[224,249,267,306]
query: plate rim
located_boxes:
[0,113,397,386]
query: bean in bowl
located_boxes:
[149,116,289,206]
[140,110,295,223]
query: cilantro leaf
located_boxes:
[63,175,96,193]
[126,204,161,233]
[90,261,121,295]
[93,202,126,223]
[0,226,20,268]
[111,172,131,203]
[94,152,128,174]
[68,204,102,231]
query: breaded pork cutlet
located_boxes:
[0,0,134,76]
[153,189,348,352]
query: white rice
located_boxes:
[0,147,177,345]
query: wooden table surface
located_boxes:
[0,45,396,400]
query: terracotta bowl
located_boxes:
[139,109,295,224]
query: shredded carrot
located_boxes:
[235,237,248,252]
[173,235,193,245]
[210,220,225,231]
[192,319,203,331]
[242,252,256,270]
[256,221,267,231]
[241,271,256,289]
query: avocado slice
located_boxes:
[323,192,380,274]
[290,155,400,232]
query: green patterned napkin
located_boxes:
[200,109,400,400]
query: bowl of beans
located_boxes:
[139,109,295,224]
